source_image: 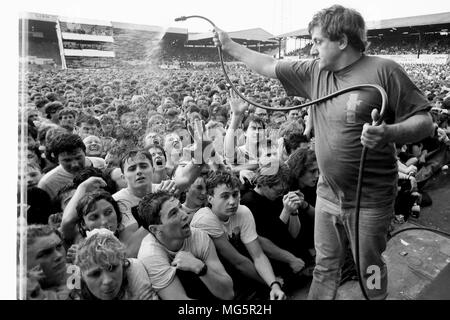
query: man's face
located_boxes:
[28,111,39,123]
[57,148,86,175]
[60,114,75,130]
[79,122,97,138]
[122,154,153,190]
[148,147,166,171]
[288,110,299,122]
[49,109,62,124]
[208,184,240,221]
[27,233,67,288]
[298,161,320,188]
[310,26,342,71]
[32,94,43,105]
[164,133,182,153]
[245,121,265,145]
[255,107,268,119]
[41,87,51,95]
[263,181,285,201]
[65,92,77,103]
[124,117,142,132]
[82,261,123,300]
[147,118,165,134]
[197,99,208,109]
[272,116,287,129]
[185,177,207,210]
[145,132,164,147]
[26,167,42,188]
[103,86,113,96]
[83,135,103,157]
[150,96,161,106]
[101,121,114,135]
[159,197,191,239]
[212,94,221,104]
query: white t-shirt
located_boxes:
[137,227,210,290]
[125,258,159,300]
[190,205,258,244]
[112,184,160,228]
[38,156,105,200]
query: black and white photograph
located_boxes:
[5,0,450,304]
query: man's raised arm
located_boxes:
[213,27,278,79]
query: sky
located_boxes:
[1,0,450,299]
[14,0,450,36]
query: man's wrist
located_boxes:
[197,262,208,276]
[269,281,282,290]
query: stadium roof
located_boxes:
[111,22,188,35]
[187,28,277,45]
[274,11,450,39]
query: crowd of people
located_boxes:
[60,23,113,37]
[19,6,450,301]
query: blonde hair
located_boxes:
[75,232,126,272]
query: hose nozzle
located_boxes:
[174,16,187,22]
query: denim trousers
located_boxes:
[307,196,393,300]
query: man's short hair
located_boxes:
[26,224,61,246]
[30,92,42,100]
[205,170,241,196]
[76,114,100,127]
[44,101,64,118]
[57,108,77,120]
[138,191,174,229]
[254,162,290,188]
[47,132,86,159]
[308,4,367,52]
[92,97,103,105]
[146,144,167,160]
[99,114,114,125]
[119,149,153,173]
[243,115,266,131]
[120,112,138,124]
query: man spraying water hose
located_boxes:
[212,5,434,299]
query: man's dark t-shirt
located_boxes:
[241,190,299,256]
[276,55,431,209]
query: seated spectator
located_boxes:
[70,229,158,300]
[137,191,233,300]
[225,92,272,173]
[286,148,319,259]
[277,121,308,163]
[191,170,286,300]
[241,161,311,284]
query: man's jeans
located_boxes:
[307,196,393,300]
